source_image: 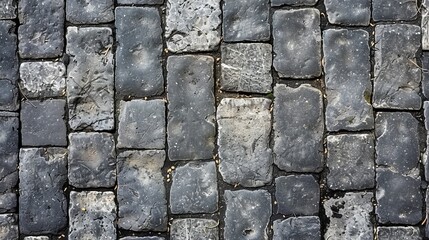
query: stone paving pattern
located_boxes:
[1,0,429,239]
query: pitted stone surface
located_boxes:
[0,0,16,19]
[273,217,321,240]
[377,226,421,240]
[271,0,317,6]
[217,98,272,187]
[324,0,370,26]
[0,193,16,213]
[66,0,114,24]
[0,214,18,239]
[170,219,218,240]
[273,84,324,172]
[373,0,417,21]
[118,0,163,4]
[20,62,66,98]
[0,116,18,194]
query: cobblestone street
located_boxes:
[1,0,429,239]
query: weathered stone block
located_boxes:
[0,0,16,19]
[271,0,317,6]
[120,237,165,240]
[0,116,18,194]
[170,219,218,240]
[273,217,321,240]
[24,237,50,240]
[20,62,66,98]
[373,0,417,21]
[378,226,421,240]
[325,0,370,26]
[423,1,429,50]
[0,214,18,240]
[0,81,18,112]
[0,21,18,81]
[66,0,114,24]
[422,53,429,97]
[0,193,16,213]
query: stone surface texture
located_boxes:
[377,226,421,240]
[20,62,66,98]
[66,0,114,24]
[0,0,16,19]
[373,0,417,21]
[273,217,321,240]
[0,116,18,195]
[325,0,370,26]
[0,214,18,239]
[170,219,218,240]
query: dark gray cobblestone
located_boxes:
[0,193,16,213]
[273,216,321,240]
[324,0,370,26]
[271,0,317,6]
[120,237,165,240]
[66,0,114,24]
[0,115,18,195]
[372,0,418,21]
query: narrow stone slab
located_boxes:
[425,102,429,181]
[115,7,164,98]
[117,150,167,231]
[19,148,67,234]
[217,98,272,187]
[423,2,429,50]
[0,193,16,213]
[422,53,429,97]
[0,80,18,112]
[271,0,317,6]
[323,29,373,131]
[170,219,218,240]
[274,84,323,172]
[121,237,165,240]
[20,62,66,98]
[66,27,114,131]
[273,217,321,240]
[167,55,215,161]
[24,237,50,240]
[224,190,271,240]
[273,9,321,78]
[0,116,18,194]
[373,0,417,21]
[325,0,370,26]
[0,0,16,19]
[373,25,421,109]
[118,0,163,4]
[0,214,18,239]
[66,0,114,24]
[377,226,421,240]
[0,21,18,111]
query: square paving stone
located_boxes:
[0,116,18,194]
[273,216,321,240]
[21,100,67,147]
[66,0,114,24]
[170,218,218,240]
[324,0,370,26]
[0,0,16,19]
[223,0,270,42]
[117,100,165,149]
[377,226,421,240]
[0,193,16,213]
[170,162,218,214]
[373,0,417,21]
[68,133,116,188]
[220,43,272,93]
[0,214,18,240]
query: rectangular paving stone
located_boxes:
[170,219,218,240]
[271,0,317,6]
[373,24,421,109]
[121,237,165,240]
[66,0,114,24]
[273,9,322,79]
[423,1,429,50]
[0,214,18,240]
[24,237,50,240]
[115,7,164,98]
[0,0,16,19]
[0,80,18,112]
[378,227,421,240]
[425,102,429,180]
[422,53,429,97]
[117,150,167,231]
[66,27,114,131]
[217,98,272,187]
[18,0,64,58]
[0,116,18,194]
[0,193,16,213]
[167,55,215,161]
[20,62,66,98]
[19,148,67,234]
[118,0,163,4]
[273,84,323,172]
[373,0,417,21]
[324,0,370,26]
[323,29,373,131]
[273,217,321,240]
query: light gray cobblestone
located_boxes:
[170,218,218,240]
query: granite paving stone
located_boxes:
[117,0,163,4]
[0,214,18,240]
[324,0,370,26]
[0,0,16,19]
[273,217,321,240]
[422,52,429,97]
[217,98,272,187]
[0,116,18,194]
[0,81,18,112]
[373,0,418,21]
[66,0,114,24]
[0,193,16,213]
[271,0,317,6]
[423,0,429,50]
[170,219,218,240]
[377,227,421,240]
[120,237,165,240]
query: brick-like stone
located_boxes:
[21,100,67,147]
[324,0,370,26]
[373,0,417,21]
[271,0,317,6]
[273,9,322,78]
[323,29,373,131]
[66,27,114,131]
[20,62,66,98]
[68,133,116,188]
[373,25,421,109]
[167,55,215,161]
[115,7,164,98]
[0,214,18,239]
[117,150,167,231]
[118,0,163,4]
[170,219,218,240]
[66,0,114,24]
[0,21,18,112]
[274,84,323,172]
[422,53,429,97]
[220,43,272,93]
[0,116,18,194]
[217,98,272,187]
[223,0,270,42]
[117,100,165,149]
[69,191,116,240]
[19,148,67,234]
[0,193,16,213]
[18,0,64,58]
[170,162,218,214]
[0,0,16,19]
[273,217,321,240]
[165,0,221,52]
[377,227,421,240]
[324,192,373,240]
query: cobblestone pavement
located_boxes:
[1,0,429,239]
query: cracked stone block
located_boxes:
[323,29,373,131]
[167,55,215,161]
[423,53,429,97]
[0,116,18,194]
[217,98,272,187]
[66,27,114,131]
[0,0,16,19]
[324,0,370,26]
[327,134,375,190]
[224,190,271,240]
[24,237,50,240]
[117,100,165,149]
[170,162,218,214]
[220,43,272,93]
[274,84,323,172]
[18,0,64,58]
[170,219,218,240]
[324,192,373,240]
[117,150,167,231]
[165,0,221,52]
[19,148,67,234]
[120,237,165,240]
[273,9,322,78]
[373,24,421,109]
[0,193,16,213]
[69,191,116,240]
[0,214,18,239]
[223,0,270,42]
[378,227,421,240]
[273,217,321,240]
[68,133,116,188]
[373,0,417,21]
[66,0,114,24]
[115,7,163,98]
[275,175,319,216]
[21,100,67,147]
[20,62,66,98]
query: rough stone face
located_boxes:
[167,55,215,161]
[0,0,16,19]
[21,100,67,147]
[274,84,324,172]
[223,0,270,42]
[422,53,429,97]
[373,24,421,109]
[217,98,272,187]
[373,0,417,21]
[0,214,18,240]
[170,162,218,214]
[0,193,16,213]
[115,7,164,98]
[0,21,18,111]
[20,62,66,98]
[324,192,373,240]
[423,1,429,50]
[117,150,167,231]
[19,148,67,234]
[323,29,373,131]
[68,133,116,188]
[118,0,163,4]
[273,217,321,240]
[18,0,64,58]
[66,0,114,24]
[324,0,370,26]
[327,134,375,190]
[0,116,18,194]
[273,9,322,78]
[117,100,165,149]
[66,27,114,131]
[69,191,116,240]
[224,190,271,240]
[271,0,317,6]
[170,219,218,240]
[220,43,272,93]
[377,227,421,240]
